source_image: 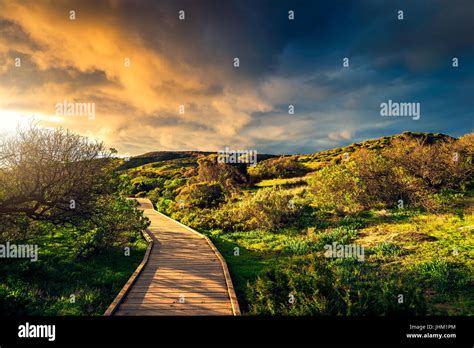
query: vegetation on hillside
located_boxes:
[121,131,474,315]
[1,126,472,316]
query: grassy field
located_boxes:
[119,131,474,315]
[211,204,473,315]
[0,221,147,315]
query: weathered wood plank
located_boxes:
[120,303,232,310]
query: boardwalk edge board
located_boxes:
[103,228,154,316]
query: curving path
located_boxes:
[111,198,240,316]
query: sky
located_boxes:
[0,0,473,155]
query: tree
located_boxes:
[0,124,114,222]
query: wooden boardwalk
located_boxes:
[110,198,240,316]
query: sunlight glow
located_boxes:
[0,110,63,135]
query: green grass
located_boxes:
[203,205,473,315]
[209,234,281,312]
[255,177,307,188]
[0,228,147,315]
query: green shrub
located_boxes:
[197,155,248,189]
[339,216,366,229]
[213,187,302,232]
[175,181,225,209]
[147,187,161,204]
[282,238,318,255]
[307,161,367,213]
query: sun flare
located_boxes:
[0,110,63,135]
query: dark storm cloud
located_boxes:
[100,0,357,83]
[0,50,114,91]
[0,19,40,50]
[351,0,474,71]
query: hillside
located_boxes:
[297,131,455,170]
[118,150,277,171]
[117,131,473,316]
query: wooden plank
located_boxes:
[143,268,223,272]
[138,274,225,279]
[115,309,231,316]
[125,293,230,299]
[126,286,229,291]
[132,282,228,289]
[127,287,229,292]
[119,303,232,310]
[142,266,224,270]
[123,300,231,305]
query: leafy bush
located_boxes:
[68,196,149,257]
[197,155,248,189]
[147,187,162,204]
[308,134,474,212]
[385,135,473,191]
[213,187,302,232]
[308,161,368,213]
[175,181,225,209]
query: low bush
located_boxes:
[175,181,225,209]
[308,135,474,213]
[213,187,303,232]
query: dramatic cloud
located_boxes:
[0,0,472,155]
